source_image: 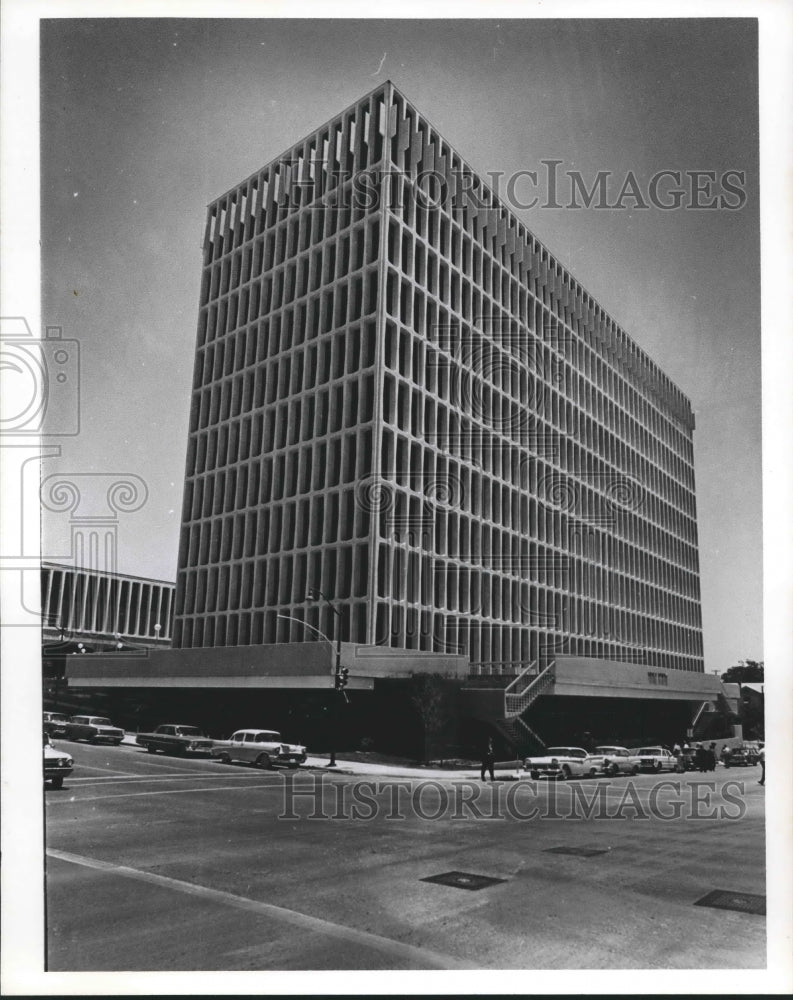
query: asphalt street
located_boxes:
[44,741,766,971]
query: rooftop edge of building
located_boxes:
[203,79,695,427]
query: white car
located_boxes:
[587,746,641,776]
[210,729,307,769]
[522,747,597,780]
[635,747,681,773]
[44,733,74,789]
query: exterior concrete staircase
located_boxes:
[504,660,556,716]
[495,714,547,757]
[496,660,556,756]
[692,692,738,741]
[462,659,557,758]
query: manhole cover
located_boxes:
[544,846,610,858]
[694,890,766,915]
[421,871,506,891]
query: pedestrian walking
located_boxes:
[759,745,765,786]
[481,738,496,782]
[707,742,717,772]
[695,743,707,773]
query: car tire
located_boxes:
[146,744,157,754]
[256,753,273,770]
[632,765,639,775]
[218,752,231,765]
[561,765,572,780]
[654,762,662,773]
[589,767,598,777]
[112,740,122,746]
[530,770,540,780]
[49,776,64,790]
[608,763,620,777]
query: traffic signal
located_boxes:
[335,667,349,690]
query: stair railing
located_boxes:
[505,661,556,716]
[514,715,546,750]
[690,700,711,731]
[504,660,538,695]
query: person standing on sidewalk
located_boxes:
[481,738,496,782]
[759,745,765,785]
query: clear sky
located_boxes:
[40,17,762,671]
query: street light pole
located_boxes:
[276,610,341,767]
[306,588,343,767]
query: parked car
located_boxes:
[522,747,597,780]
[722,746,758,768]
[136,724,213,756]
[44,732,73,789]
[210,730,307,769]
[676,747,699,771]
[634,747,681,773]
[588,746,641,776]
[65,715,125,745]
[43,711,70,737]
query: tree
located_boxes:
[409,673,456,762]
[721,660,764,683]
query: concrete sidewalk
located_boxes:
[119,734,509,779]
[303,754,524,780]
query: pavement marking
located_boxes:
[61,763,144,777]
[67,773,273,786]
[46,848,475,970]
[110,754,227,773]
[46,780,285,803]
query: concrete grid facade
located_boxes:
[173,80,704,676]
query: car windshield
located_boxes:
[175,727,204,736]
[547,748,586,758]
[91,718,112,726]
[637,748,661,755]
[595,747,620,754]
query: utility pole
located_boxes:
[279,592,349,768]
[307,588,346,767]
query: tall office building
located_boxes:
[172,81,704,680]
